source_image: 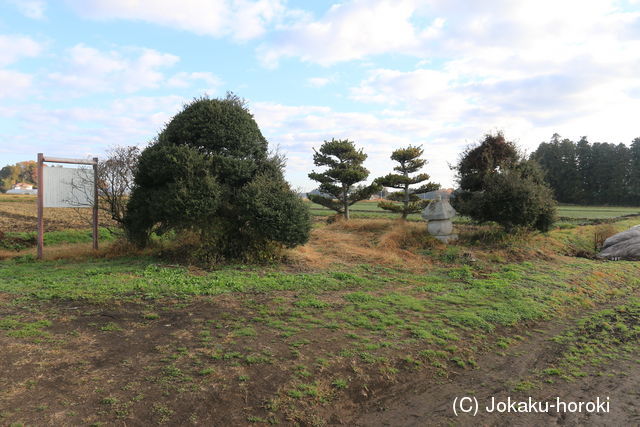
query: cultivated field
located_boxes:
[3,194,639,235]
[305,199,640,221]
[556,204,640,219]
[0,194,115,234]
[1,195,640,425]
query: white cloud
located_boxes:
[0,34,41,98]
[257,0,640,69]
[307,77,331,88]
[6,95,186,159]
[0,34,42,66]
[0,69,32,98]
[68,0,287,41]
[346,62,640,156]
[44,44,223,97]
[166,71,223,93]
[351,68,451,103]
[4,0,640,190]
[253,48,640,190]
[7,0,46,19]
[258,0,443,67]
[327,0,640,181]
[252,101,464,190]
[47,44,181,94]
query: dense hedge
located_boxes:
[124,95,311,261]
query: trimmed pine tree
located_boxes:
[308,138,381,220]
[375,146,440,220]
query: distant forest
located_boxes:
[532,134,640,206]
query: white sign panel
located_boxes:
[43,167,94,208]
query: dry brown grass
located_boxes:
[288,218,438,271]
[326,216,393,233]
[0,194,115,233]
[0,242,102,261]
[454,219,638,262]
[593,223,617,251]
[377,221,439,251]
[6,210,625,270]
[0,238,151,261]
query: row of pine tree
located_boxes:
[532,134,640,205]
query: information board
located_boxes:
[43,166,94,208]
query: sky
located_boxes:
[0,0,639,191]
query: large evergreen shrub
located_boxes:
[124,94,311,261]
[452,132,557,232]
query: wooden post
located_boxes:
[37,153,44,259]
[36,154,99,259]
[92,157,99,251]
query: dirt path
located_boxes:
[353,314,640,426]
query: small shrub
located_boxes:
[593,224,616,252]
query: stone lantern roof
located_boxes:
[422,196,456,221]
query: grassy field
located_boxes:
[1,194,640,424]
[2,193,639,229]
[556,204,640,219]
[304,199,640,221]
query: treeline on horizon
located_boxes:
[4,132,640,208]
[532,134,640,206]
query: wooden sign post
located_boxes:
[36,154,99,259]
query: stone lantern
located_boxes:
[422,196,457,243]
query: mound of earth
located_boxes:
[598,225,640,260]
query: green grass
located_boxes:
[0,316,51,338]
[3,214,640,426]
[0,257,379,301]
[304,200,425,221]
[542,299,640,380]
[332,378,348,389]
[3,253,638,362]
[0,228,117,250]
[2,223,640,425]
[0,194,36,203]
[557,204,640,219]
[304,200,640,221]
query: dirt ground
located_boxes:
[2,198,639,425]
[1,295,638,426]
[354,304,640,427]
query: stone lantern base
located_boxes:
[427,219,453,236]
[433,233,458,243]
[422,197,458,244]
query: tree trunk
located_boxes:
[402,172,409,221]
[342,185,350,220]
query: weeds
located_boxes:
[2,215,640,426]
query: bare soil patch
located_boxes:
[354,300,640,427]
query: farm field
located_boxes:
[304,199,640,221]
[0,194,115,234]
[3,194,638,236]
[305,200,425,221]
[556,204,640,219]
[1,191,640,425]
